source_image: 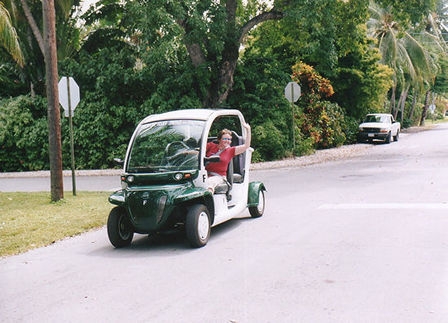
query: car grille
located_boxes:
[361,127,380,133]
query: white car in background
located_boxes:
[358,113,400,144]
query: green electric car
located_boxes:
[107,109,266,248]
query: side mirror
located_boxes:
[114,158,124,166]
[204,156,220,164]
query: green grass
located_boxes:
[0,192,112,257]
[423,116,448,125]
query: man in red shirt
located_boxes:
[205,123,251,193]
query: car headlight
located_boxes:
[379,128,388,132]
[359,127,364,131]
[127,175,135,183]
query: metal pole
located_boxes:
[291,83,295,153]
[67,78,76,196]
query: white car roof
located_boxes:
[140,109,242,124]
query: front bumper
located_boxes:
[109,184,189,233]
[358,131,388,141]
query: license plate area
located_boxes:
[368,133,374,137]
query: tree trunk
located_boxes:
[390,85,396,115]
[408,90,417,120]
[20,0,45,56]
[419,90,430,126]
[204,43,239,108]
[399,85,410,124]
[395,87,404,119]
[26,29,36,97]
[43,0,63,201]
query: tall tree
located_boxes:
[128,0,287,108]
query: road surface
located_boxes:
[1,123,448,322]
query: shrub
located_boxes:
[0,95,49,172]
[252,121,288,161]
[342,116,360,144]
[401,118,413,129]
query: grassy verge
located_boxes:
[0,192,112,257]
[421,116,448,125]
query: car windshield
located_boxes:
[364,115,390,123]
[127,120,205,173]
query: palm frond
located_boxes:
[0,1,24,66]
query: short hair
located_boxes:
[218,129,232,140]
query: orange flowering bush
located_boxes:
[291,62,334,99]
[290,62,345,150]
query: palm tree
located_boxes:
[0,1,24,66]
[0,0,81,96]
[368,1,437,119]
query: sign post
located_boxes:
[284,82,301,152]
[58,76,80,196]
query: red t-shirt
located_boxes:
[205,142,236,176]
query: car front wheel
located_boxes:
[107,207,134,248]
[249,190,265,218]
[186,204,211,248]
[394,130,399,141]
[385,132,391,144]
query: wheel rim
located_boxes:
[257,191,265,213]
[197,211,210,240]
[118,214,131,240]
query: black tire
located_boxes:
[107,207,134,248]
[249,190,265,218]
[394,130,399,141]
[385,132,391,144]
[185,204,210,248]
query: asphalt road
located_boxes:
[1,123,448,322]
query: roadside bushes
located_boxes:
[252,120,288,162]
[292,62,347,150]
[1,55,376,171]
[0,94,137,172]
[0,95,49,172]
[230,56,352,161]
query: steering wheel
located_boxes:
[165,141,190,156]
[165,141,197,165]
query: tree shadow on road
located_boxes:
[88,216,252,258]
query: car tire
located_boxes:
[394,130,399,141]
[385,132,391,144]
[249,190,265,218]
[107,207,134,248]
[186,204,210,248]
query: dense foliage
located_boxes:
[0,0,446,172]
